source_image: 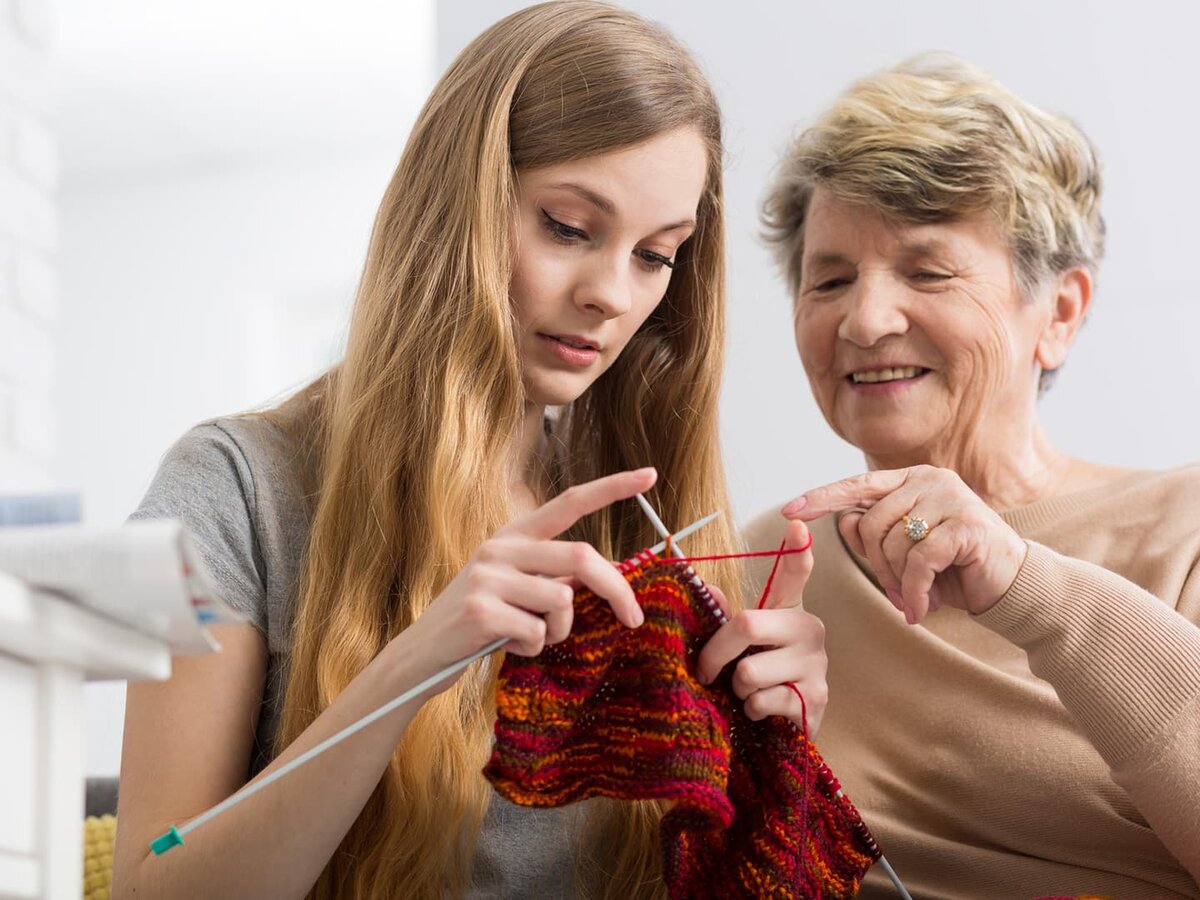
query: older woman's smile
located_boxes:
[848,365,930,386]
[757,51,1200,898]
[792,189,1057,466]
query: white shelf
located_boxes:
[0,572,172,900]
[0,573,170,681]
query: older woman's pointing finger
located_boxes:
[782,466,1028,622]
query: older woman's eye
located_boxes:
[813,277,850,292]
[540,209,587,244]
[913,271,952,282]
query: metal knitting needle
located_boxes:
[150,509,724,857]
[635,493,727,624]
[149,634,507,855]
[636,494,913,900]
[878,856,913,900]
[648,510,720,556]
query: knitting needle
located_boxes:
[149,633,508,855]
[879,857,913,900]
[635,493,727,624]
[150,508,724,857]
[648,510,720,556]
[636,494,914,900]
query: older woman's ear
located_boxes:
[1035,266,1093,374]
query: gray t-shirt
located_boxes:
[132,416,583,897]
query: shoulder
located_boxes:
[134,415,312,518]
[1017,463,1200,618]
[130,414,317,631]
[1081,463,1200,539]
[1121,462,1200,510]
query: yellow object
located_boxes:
[83,815,116,900]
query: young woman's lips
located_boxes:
[539,333,599,367]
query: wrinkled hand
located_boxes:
[695,520,828,734]
[403,468,654,691]
[783,465,1027,623]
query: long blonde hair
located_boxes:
[274,3,739,897]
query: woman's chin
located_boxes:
[841,424,935,465]
[524,377,594,409]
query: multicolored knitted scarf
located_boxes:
[483,549,881,898]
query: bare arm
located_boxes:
[113,467,657,898]
[112,621,433,899]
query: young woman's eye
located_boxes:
[540,210,587,244]
[636,249,675,272]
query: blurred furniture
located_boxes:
[84,780,119,820]
[81,816,116,900]
[0,572,169,900]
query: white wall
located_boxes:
[57,155,397,529]
[55,4,436,775]
[441,0,1200,524]
[0,0,57,494]
[66,157,410,774]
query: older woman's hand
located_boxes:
[782,465,1028,624]
[696,520,828,734]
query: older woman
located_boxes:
[749,54,1200,898]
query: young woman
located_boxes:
[112,3,823,898]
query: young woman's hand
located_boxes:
[398,468,656,688]
[695,520,829,734]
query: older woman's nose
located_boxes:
[836,279,909,347]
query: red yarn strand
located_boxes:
[661,534,814,568]
[757,537,791,610]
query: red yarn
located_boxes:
[483,549,879,898]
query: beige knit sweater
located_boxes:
[744,464,1200,899]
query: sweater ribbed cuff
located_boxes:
[976,542,1200,766]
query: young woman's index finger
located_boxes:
[511,468,658,540]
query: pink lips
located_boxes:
[539,333,599,367]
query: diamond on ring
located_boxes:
[903,515,930,542]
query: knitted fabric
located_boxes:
[483,550,880,898]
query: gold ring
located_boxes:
[902,515,930,543]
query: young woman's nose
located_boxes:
[836,274,909,347]
[572,250,633,318]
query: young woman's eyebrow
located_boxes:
[548,181,695,233]
[549,182,616,214]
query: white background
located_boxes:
[39,1,1200,773]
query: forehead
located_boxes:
[803,187,1004,264]
[516,127,709,224]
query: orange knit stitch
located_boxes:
[484,551,880,898]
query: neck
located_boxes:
[864,421,1074,510]
[510,402,551,514]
